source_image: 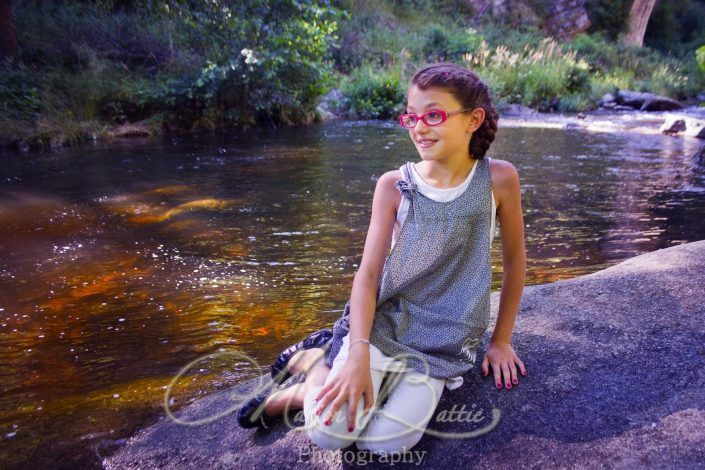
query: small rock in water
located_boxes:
[662,119,687,134]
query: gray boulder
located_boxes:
[615,90,683,112]
[615,90,654,108]
[104,240,705,469]
[640,96,683,111]
[499,104,539,117]
[599,93,615,106]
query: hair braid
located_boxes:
[470,104,499,160]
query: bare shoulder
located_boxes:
[488,158,520,208]
[375,169,403,212]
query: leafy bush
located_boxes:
[421,24,483,63]
[340,65,406,119]
[697,45,705,73]
[464,38,591,110]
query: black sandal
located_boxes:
[237,386,279,429]
[270,328,333,384]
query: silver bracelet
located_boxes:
[349,338,370,348]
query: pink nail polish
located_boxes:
[496,383,501,388]
[507,383,512,389]
[324,420,330,426]
[513,379,518,384]
[348,427,353,432]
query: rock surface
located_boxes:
[104,240,705,469]
[660,113,705,138]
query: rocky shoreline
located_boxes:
[3,87,704,155]
[103,239,705,469]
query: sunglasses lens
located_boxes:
[400,115,417,128]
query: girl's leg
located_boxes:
[356,370,445,454]
[263,348,328,415]
[302,352,386,451]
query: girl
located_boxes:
[238,62,527,454]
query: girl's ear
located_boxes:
[466,107,486,134]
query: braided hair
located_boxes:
[410,62,499,160]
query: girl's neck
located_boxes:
[415,156,478,190]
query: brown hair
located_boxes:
[409,62,499,160]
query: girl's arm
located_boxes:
[482,159,528,389]
[314,169,401,431]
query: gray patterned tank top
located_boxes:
[324,158,493,379]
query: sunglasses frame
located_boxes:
[398,107,475,128]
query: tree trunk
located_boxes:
[622,0,657,48]
[0,0,18,59]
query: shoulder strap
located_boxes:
[402,162,413,183]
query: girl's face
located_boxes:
[405,84,484,162]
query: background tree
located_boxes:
[622,0,657,47]
[0,0,18,59]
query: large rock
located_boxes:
[615,90,654,108]
[615,90,683,112]
[660,113,705,138]
[543,0,591,40]
[104,240,705,469]
[498,103,539,117]
[640,95,684,111]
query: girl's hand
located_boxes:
[481,339,526,390]
[313,349,374,432]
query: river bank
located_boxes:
[103,239,705,469]
[3,104,704,156]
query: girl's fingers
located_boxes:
[500,362,512,388]
[347,392,360,432]
[314,384,338,415]
[509,361,519,385]
[315,382,333,402]
[515,356,527,376]
[325,394,347,426]
[492,363,502,389]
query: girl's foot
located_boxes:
[237,387,278,429]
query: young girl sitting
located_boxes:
[238,62,527,455]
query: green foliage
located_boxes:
[6,0,342,137]
[340,65,406,119]
[421,24,483,63]
[644,0,705,57]
[4,0,705,150]
[465,38,591,110]
[697,45,705,73]
[0,62,42,121]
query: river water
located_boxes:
[1,117,704,467]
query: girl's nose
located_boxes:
[413,118,430,132]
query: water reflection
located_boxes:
[0,120,704,467]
